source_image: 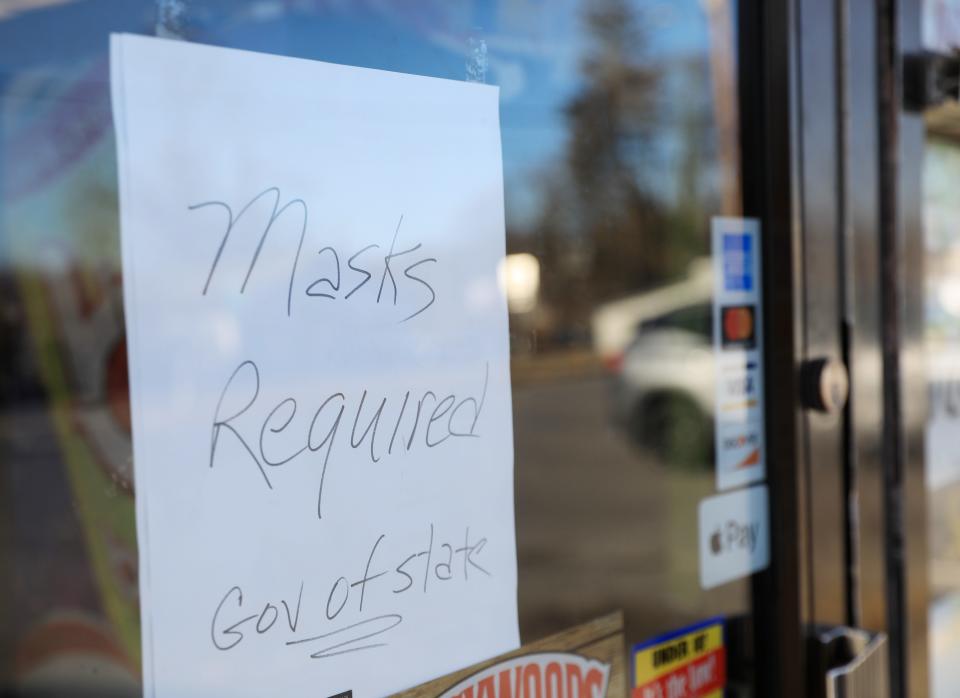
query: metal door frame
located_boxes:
[738,0,930,695]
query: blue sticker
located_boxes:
[722,233,753,291]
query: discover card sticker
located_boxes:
[111,34,517,698]
[711,218,765,491]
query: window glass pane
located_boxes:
[0,1,748,694]
[923,0,960,52]
[925,106,960,698]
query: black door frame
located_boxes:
[883,0,928,695]
[740,0,930,695]
[738,0,808,696]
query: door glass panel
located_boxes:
[0,1,751,694]
[922,5,960,695]
[923,0,960,53]
[924,106,960,698]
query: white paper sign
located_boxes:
[111,34,518,698]
[711,217,765,491]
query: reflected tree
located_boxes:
[519,0,720,349]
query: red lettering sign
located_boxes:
[439,653,611,698]
[632,648,725,698]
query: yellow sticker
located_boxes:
[632,619,724,698]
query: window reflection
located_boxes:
[0,0,745,693]
[925,107,960,698]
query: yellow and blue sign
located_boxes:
[632,618,725,698]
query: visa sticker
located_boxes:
[632,618,725,698]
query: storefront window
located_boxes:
[924,106,960,698]
[0,1,747,694]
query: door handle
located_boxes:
[808,625,889,698]
[800,357,849,414]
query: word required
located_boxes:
[209,359,489,518]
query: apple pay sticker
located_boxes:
[698,485,770,589]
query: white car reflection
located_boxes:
[591,260,715,467]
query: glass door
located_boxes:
[0,1,784,696]
[919,4,960,696]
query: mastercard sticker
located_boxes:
[720,305,756,349]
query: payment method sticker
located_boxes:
[720,305,756,349]
[698,484,770,589]
[712,218,765,491]
[632,618,725,698]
